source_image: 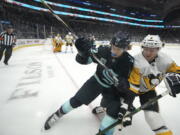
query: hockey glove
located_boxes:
[164,73,180,97]
[122,105,135,127]
[118,99,128,121]
[117,100,128,131]
[118,111,132,131]
[75,37,93,57]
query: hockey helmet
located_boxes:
[142,35,163,48]
[110,31,130,49]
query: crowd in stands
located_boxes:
[0,1,180,43]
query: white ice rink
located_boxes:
[0,39,180,135]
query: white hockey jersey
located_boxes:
[65,35,74,43]
[128,52,180,94]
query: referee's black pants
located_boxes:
[0,45,13,63]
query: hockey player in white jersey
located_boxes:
[128,35,180,135]
[65,32,74,53]
[92,34,180,135]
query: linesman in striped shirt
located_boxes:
[0,25,16,65]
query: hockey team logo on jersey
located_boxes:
[102,69,118,85]
[100,58,107,65]
[142,73,164,90]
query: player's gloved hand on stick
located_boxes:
[118,99,128,121]
[118,114,132,131]
[164,73,180,97]
[118,104,135,131]
[122,105,135,127]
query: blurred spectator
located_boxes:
[0,1,180,44]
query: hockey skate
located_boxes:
[44,109,64,130]
[92,106,106,114]
[92,106,106,120]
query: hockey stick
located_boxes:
[96,90,169,135]
[40,0,77,39]
[40,0,119,85]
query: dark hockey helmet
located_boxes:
[110,32,130,49]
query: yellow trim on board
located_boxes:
[13,44,44,51]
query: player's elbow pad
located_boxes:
[76,54,92,65]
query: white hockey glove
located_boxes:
[164,73,180,97]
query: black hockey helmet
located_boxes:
[110,31,130,49]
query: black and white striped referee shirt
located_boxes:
[0,31,16,46]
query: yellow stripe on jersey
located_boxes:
[128,67,141,94]
[129,84,140,94]
[142,77,151,90]
[156,130,173,135]
[128,67,141,85]
[166,62,180,73]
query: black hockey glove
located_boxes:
[117,102,135,131]
[164,73,180,97]
[122,105,135,127]
[76,53,92,65]
[118,99,128,121]
[75,37,93,57]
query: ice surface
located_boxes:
[0,39,180,135]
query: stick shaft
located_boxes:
[41,0,78,39]
[97,90,169,135]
